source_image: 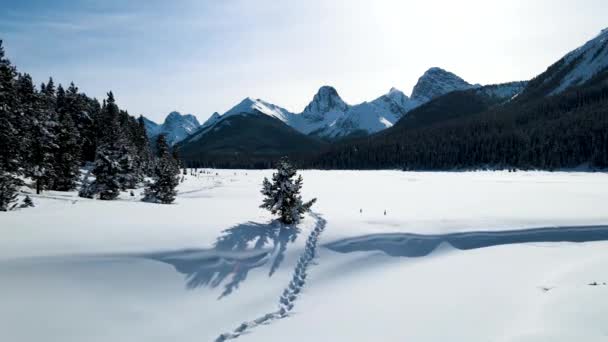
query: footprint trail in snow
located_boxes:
[215,213,327,342]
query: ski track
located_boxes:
[214,213,327,342]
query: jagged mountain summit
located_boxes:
[195,67,486,139]
[144,111,200,146]
[410,67,480,103]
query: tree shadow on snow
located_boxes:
[142,221,300,298]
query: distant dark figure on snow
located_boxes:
[260,157,316,225]
[384,210,386,216]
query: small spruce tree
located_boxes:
[0,171,21,211]
[260,157,316,224]
[79,92,123,200]
[142,135,180,204]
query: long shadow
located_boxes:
[141,221,300,298]
[324,225,608,257]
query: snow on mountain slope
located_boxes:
[551,28,608,94]
[307,68,479,137]
[410,67,479,103]
[317,88,412,138]
[144,111,201,146]
[161,112,201,145]
[142,116,161,136]
[222,98,296,123]
[192,68,482,140]
[290,86,351,135]
[477,81,528,100]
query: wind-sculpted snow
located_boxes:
[215,213,327,341]
[325,225,608,257]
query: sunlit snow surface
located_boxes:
[1,171,608,341]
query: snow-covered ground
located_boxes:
[1,170,608,341]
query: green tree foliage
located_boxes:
[260,157,316,224]
[143,135,180,204]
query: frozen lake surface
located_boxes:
[1,170,608,341]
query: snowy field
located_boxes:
[1,170,608,341]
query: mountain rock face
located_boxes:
[521,28,608,99]
[144,111,200,146]
[410,67,479,103]
[191,67,484,141]
[550,28,608,94]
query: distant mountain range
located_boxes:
[145,66,486,146]
[311,28,608,170]
[142,111,200,146]
[145,28,608,169]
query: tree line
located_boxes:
[0,40,179,210]
[305,75,608,171]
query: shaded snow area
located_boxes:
[1,171,608,341]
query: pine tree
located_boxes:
[0,40,21,175]
[135,116,153,174]
[79,92,123,200]
[155,134,170,159]
[0,41,25,210]
[52,107,82,191]
[27,78,59,194]
[65,82,96,162]
[0,171,20,211]
[143,135,180,204]
[260,157,316,224]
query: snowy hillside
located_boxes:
[1,171,608,341]
[550,28,608,94]
[144,111,201,146]
[477,81,528,100]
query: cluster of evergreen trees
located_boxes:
[307,77,608,171]
[0,40,179,210]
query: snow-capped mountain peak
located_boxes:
[222,97,294,122]
[144,111,201,146]
[302,86,349,117]
[410,67,478,103]
[384,87,413,111]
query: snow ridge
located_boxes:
[551,28,608,94]
[215,213,327,342]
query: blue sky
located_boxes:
[2,0,607,122]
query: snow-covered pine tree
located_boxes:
[260,157,316,224]
[52,106,82,191]
[142,135,180,204]
[79,92,123,200]
[155,134,170,159]
[65,82,97,162]
[0,40,23,190]
[23,76,59,194]
[0,171,20,211]
[135,116,153,175]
